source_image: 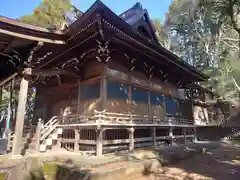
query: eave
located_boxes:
[0,16,66,44]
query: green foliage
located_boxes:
[154,0,240,103]
[19,0,72,29]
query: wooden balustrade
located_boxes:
[57,110,194,126]
[58,113,95,124]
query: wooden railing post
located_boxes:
[128,127,134,152]
[96,125,103,156]
[35,118,43,151]
[152,127,156,148]
[193,127,197,142]
[169,126,173,146]
[183,127,187,144]
[74,128,80,152]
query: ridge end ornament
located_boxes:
[96,40,111,63]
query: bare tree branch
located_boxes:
[222,37,240,42]
[232,76,240,91]
[221,40,239,50]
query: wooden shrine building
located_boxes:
[0,1,215,156]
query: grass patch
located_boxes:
[0,173,6,180]
[43,162,57,175]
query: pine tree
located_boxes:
[19,0,72,29]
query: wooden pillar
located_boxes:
[100,66,107,111]
[0,86,2,106]
[183,127,187,144]
[3,78,14,138]
[35,118,43,151]
[74,128,80,152]
[7,129,12,152]
[162,94,166,121]
[152,127,156,148]
[128,75,132,122]
[12,74,30,155]
[128,127,134,152]
[56,128,62,148]
[169,126,173,146]
[77,80,81,113]
[96,127,103,156]
[193,127,197,142]
[148,91,152,122]
[147,80,152,122]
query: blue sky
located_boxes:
[0,0,171,21]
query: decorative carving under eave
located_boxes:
[96,40,111,63]
[144,62,155,79]
[124,53,135,71]
[36,52,53,64]
[61,58,79,69]
[79,53,86,65]
[164,79,168,84]
[177,81,183,88]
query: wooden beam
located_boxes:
[0,72,18,87]
[2,38,15,53]
[31,69,80,77]
[0,29,65,44]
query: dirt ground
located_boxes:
[139,143,240,180]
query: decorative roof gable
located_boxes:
[64,3,158,42]
[119,3,158,42]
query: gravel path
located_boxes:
[138,143,240,180]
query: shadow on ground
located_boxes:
[148,144,240,180]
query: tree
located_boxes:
[154,0,240,105]
[19,0,72,29]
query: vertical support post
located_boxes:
[7,129,12,152]
[100,66,107,111]
[162,94,166,121]
[74,128,80,152]
[12,72,30,155]
[190,94,195,125]
[56,128,62,148]
[148,90,152,123]
[35,118,42,151]
[77,80,81,113]
[169,126,173,146]
[42,103,47,124]
[193,127,197,143]
[183,127,187,144]
[3,78,14,138]
[0,86,2,106]
[96,126,103,156]
[128,127,134,152]
[152,127,156,148]
[128,75,132,113]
